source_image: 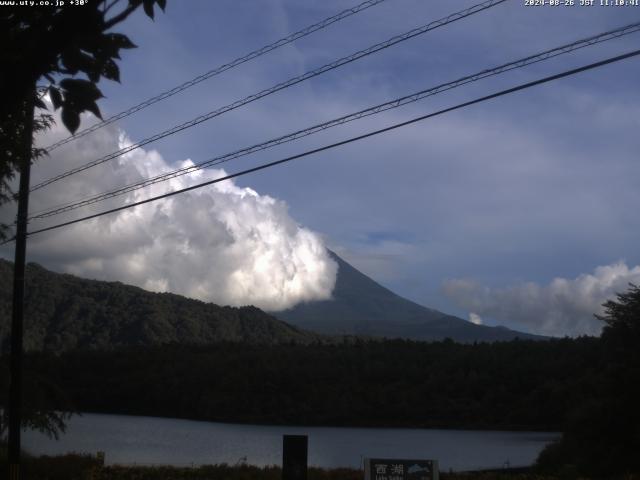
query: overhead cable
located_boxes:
[43,0,390,152]
[25,48,640,238]
[29,22,640,220]
[31,0,508,192]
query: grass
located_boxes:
[1,447,639,480]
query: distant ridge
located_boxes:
[275,251,545,342]
[0,259,318,352]
[0,252,542,352]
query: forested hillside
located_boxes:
[0,260,318,352]
[0,257,541,352]
[3,337,600,431]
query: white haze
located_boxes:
[0,114,337,311]
[443,262,640,337]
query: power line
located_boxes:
[0,235,16,247]
[43,0,390,152]
[25,48,640,238]
[28,22,640,220]
[31,0,508,192]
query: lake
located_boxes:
[23,413,559,472]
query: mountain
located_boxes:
[275,251,544,342]
[0,259,318,352]
[0,252,542,351]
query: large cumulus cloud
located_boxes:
[443,262,640,337]
[1,115,337,311]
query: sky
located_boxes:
[2,0,640,337]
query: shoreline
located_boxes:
[64,410,563,434]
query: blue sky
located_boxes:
[6,0,640,336]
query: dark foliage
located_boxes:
[2,448,639,480]
[0,359,74,441]
[0,260,320,352]
[0,0,165,131]
[0,258,605,434]
[536,284,640,476]
[0,257,540,352]
[0,446,102,480]
[0,0,166,239]
[3,263,637,475]
[0,337,600,431]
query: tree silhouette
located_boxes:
[0,362,72,442]
[595,283,640,474]
[0,0,167,457]
[538,284,640,476]
[0,0,166,239]
[597,283,640,333]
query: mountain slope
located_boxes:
[0,259,318,352]
[275,252,544,342]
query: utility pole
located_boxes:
[8,90,35,480]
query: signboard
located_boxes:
[364,458,439,480]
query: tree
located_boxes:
[537,284,640,476]
[594,283,640,474]
[0,0,166,240]
[0,362,72,441]
[0,0,168,465]
[597,283,640,337]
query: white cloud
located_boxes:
[1,115,337,311]
[469,313,483,325]
[443,262,640,337]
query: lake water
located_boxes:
[23,413,559,472]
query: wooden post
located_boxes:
[283,435,308,480]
